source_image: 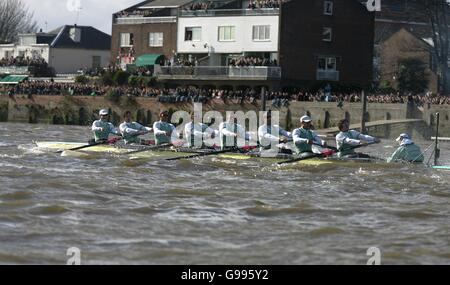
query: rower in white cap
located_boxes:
[387,133,424,163]
[292,115,327,157]
[91,109,120,143]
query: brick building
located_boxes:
[111,0,375,89]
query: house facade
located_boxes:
[380,28,438,93]
[111,0,375,89]
[0,25,111,75]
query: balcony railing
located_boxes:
[156,66,281,80]
[114,16,177,25]
[179,8,280,17]
[316,70,339,81]
[0,66,29,75]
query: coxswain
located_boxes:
[387,133,424,163]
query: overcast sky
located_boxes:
[26,0,139,35]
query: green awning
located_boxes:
[135,54,165,67]
[0,75,28,84]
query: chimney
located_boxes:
[69,26,81,43]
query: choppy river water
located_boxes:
[1,122,450,264]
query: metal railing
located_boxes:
[179,8,280,17]
[316,70,339,81]
[0,66,29,75]
[155,66,281,80]
[114,16,177,25]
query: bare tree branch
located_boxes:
[0,0,37,44]
[419,0,449,94]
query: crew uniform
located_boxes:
[292,116,326,156]
[91,109,120,142]
[335,130,376,158]
[153,120,178,145]
[387,134,424,163]
[184,122,218,148]
[258,124,292,150]
[219,121,251,150]
[119,122,152,144]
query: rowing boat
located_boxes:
[33,141,386,168]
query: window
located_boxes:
[92,56,101,68]
[252,25,270,41]
[185,27,201,41]
[120,33,134,47]
[4,51,13,58]
[322,27,332,42]
[324,1,333,15]
[218,26,235,42]
[149,33,163,47]
[318,56,336,70]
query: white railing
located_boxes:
[114,16,177,25]
[0,66,29,74]
[179,8,280,17]
[156,66,281,79]
[316,70,339,81]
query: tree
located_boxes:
[397,58,429,94]
[0,0,37,44]
[420,0,449,95]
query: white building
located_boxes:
[0,25,111,74]
[177,14,279,66]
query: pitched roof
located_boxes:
[138,0,194,9]
[50,25,111,50]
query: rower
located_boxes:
[91,109,120,143]
[387,133,424,163]
[292,115,327,157]
[184,112,218,148]
[153,111,180,145]
[119,110,153,145]
[219,113,252,150]
[335,119,380,158]
[258,110,292,153]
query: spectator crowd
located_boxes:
[2,81,450,106]
[248,0,281,9]
[0,56,47,68]
[228,56,278,67]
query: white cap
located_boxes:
[396,133,410,141]
[99,109,109,116]
[300,115,312,123]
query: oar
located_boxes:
[277,153,325,165]
[339,141,379,152]
[278,141,379,165]
[166,148,237,161]
[313,143,338,152]
[56,138,121,154]
[124,143,173,155]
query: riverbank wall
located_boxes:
[1,94,449,138]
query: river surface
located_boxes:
[1,122,450,265]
